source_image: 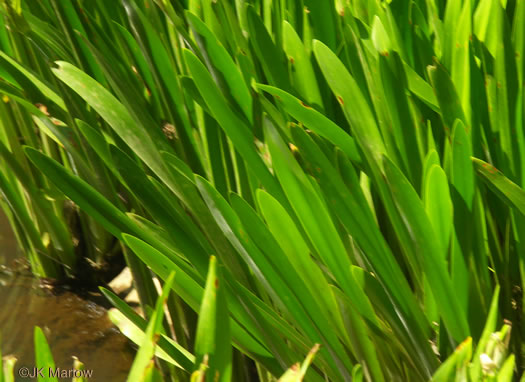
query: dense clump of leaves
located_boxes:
[0,0,524,380]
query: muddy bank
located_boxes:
[0,210,135,381]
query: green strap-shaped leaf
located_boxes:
[264,119,376,329]
[112,21,158,103]
[424,164,453,255]
[313,39,386,167]
[0,51,65,110]
[378,51,422,184]
[231,192,352,378]
[76,120,121,182]
[0,161,56,276]
[2,355,16,382]
[257,84,361,163]
[140,363,163,382]
[450,120,474,309]
[52,0,106,85]
[34,327,58,382]
[451,0,472,124]
[383,155,470,341]
[469,285,500,381]
[472,158,525,216]
[513,0,524,84]
[196,175,349,378]
[246,5,290,91]
[331,286,385,382]
[290,127,437,376]
[282,21,323,110]
[186,11,252,122]
[126,272,176,382]
[124,1,201,171]
[289,127,410,328]
[183,49,284,201]
[402,62,439,111]
[101,287,195,371]
[122,235,276,362]
[431,337,472,381]
[256,189,342,331]
[371,16,392,54]
[496,355,515,381]
[493,0,521,180]
[277,344,320,382]
[474,0,498,56]
[193,256,232,382]
[112,146,209,277]
[1,137,76,270]
[24,147,137,239]
[451,120,475,210]
[303,0,337,50]
[428,59,467,133]
[51,61,183,199]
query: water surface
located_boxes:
[0,210,134,381]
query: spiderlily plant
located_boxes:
[0,0,524,380]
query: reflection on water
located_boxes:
[0,210,134,381]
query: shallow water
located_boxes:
[0,210,134,381]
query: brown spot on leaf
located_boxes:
[300,100,311,109]
[482,163,498,174]
[214,278,219,289]
[337,96,344,105]
[153,333,160,344]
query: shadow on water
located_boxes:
[0,210,135,381]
